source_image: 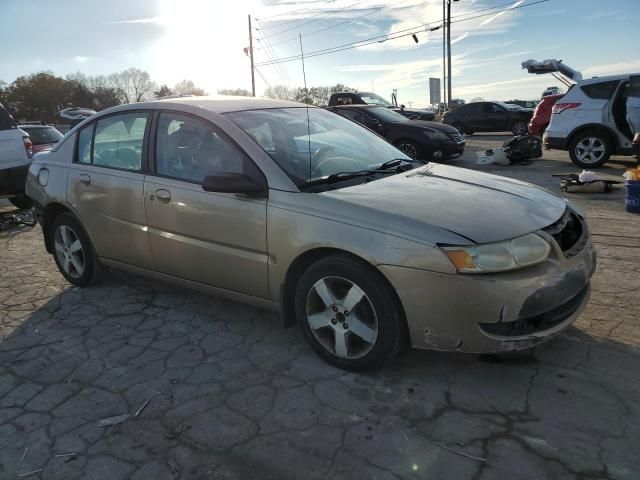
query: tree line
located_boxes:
[0,67,358,123]
[0,68,209,123]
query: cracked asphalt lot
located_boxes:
[1,137,639,479]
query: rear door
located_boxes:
[66,111,153,268]
[577,80,620,125]
[481,103,509,131]
[144,111,269,298]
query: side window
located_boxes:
[337,109,367,125]
[93,113,148,170]
[155,112,254,184]
[336,96,353,105]
[76,124,94,164]
[581,81,620,100]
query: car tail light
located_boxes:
[23,136,33,158]
[552,103,581,114]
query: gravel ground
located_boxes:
[1,135,639,480]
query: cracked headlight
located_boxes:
[441,233,551,273]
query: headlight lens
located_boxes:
[422,129,450,141]
[442,233,551,273]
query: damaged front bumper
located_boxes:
[379,229,596,353]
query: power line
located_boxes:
[255,0,550,67]
[261,0,418,49]
[254,19,291,83]
[255,0,369,37]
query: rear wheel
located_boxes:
[452,122,473,135]
[511,121,528,136]
[569,131,611,168]
[9,195,33,210]
[51,213,103,286]
[294,255,406,371]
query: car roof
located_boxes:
[580,73,639,85]
[18,124,52,128]
[100,96,308,115]
[331,104,378,109]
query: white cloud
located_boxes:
[479,0,524,26]
[73,56,90,63]
[582,60,640,77]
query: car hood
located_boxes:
[405,120,460,134]
[320,164,566,244]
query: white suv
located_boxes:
[0,103,34,208]
[523,59,636,168]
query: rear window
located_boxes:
[0,103,17,131]
[580,81,620,100]
[21,126,63,145]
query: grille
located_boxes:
[543,209,586,258]
[448,132,465,144]
[479,285,588,337]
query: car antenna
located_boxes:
[299,33,312,184]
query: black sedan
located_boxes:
[326,105,465,161]
[442,101,532,136]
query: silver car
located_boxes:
[25,97,596,370]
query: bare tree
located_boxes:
[109,68,156,103]
[217,88,251,97]
[173,80,207,96]
[470,97,485,103]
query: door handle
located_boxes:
[155,189,171,203]
[79,174,91,185]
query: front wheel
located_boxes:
[295,255,407,371]
[394,140,419,159]
[511,121,528,136]
[569,131,611,168]
[9,195,33,210]
[51,213,103,287]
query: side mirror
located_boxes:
[201,173,267,197]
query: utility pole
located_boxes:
[248,14,256,97]
[442,0,447,110]
[447,0,452,108]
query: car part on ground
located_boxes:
[26,97,595,370]
[0,208,36,231]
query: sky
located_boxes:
[1,0,639,107]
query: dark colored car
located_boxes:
[528,94,563,136]
[327,105,465,161]
[18,125,63,154]
[442,101,533,136]
[328,92,435,121]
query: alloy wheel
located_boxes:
[513,121,527,135]
[397,143,417,159]
[54,225,85,279]
[575,137,606,164]
[305,276,378,359]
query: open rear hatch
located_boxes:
[522,59,583,88]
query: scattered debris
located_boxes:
[0,209,36,231]
[98,414,130,427]
[553,171,623,193]
[434,441,487,463]
[477,135,543,166]
[54,453,77,458]
[20,447,28,461]
[135,397,152,417]
[17,469,43,479]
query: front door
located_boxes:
[67,112,152,269]
[144,111,269,298]
[481,103,509,131]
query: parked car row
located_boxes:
[24,97,595,371]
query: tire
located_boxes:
[511,121,528,136]
[452,122,473,135]
[9,195,33,210]
[294,255,407,371]
[394,139,419,160]
[51,212,103,287]
[568,130,611,168]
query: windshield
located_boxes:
[225,107,411,187]
[367,107,409,123]
[358,92,393,107]
[20,126,63,145]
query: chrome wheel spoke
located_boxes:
[68,239,82,253]
[334,331,349,358]
[62,256,71,274]
[54,241,65,255]
[349,316,376,343]
[70,255,83,274]
[313,279,335,308]
[60,225,71,247]
[342,284,364,311]
[308,311,332,330]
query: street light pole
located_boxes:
[442,0,447,110]
[248,14,256,97]
[447,0,452,108]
